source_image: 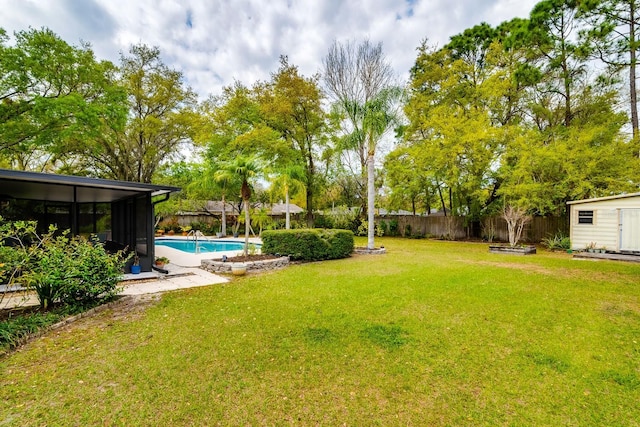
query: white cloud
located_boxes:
[0,0,538,98]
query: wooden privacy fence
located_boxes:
[376,215,569,243]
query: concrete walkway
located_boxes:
[120,265,228,295]
[1,264,228,310]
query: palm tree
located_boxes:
[212,168,237,236]
[187,162,239,237]
[361,88,401,249]
[337,88,401,249]
[270,164,306,229]
[226,157,261,256]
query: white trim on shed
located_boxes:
[568,193,640,252]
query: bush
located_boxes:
[542,232,571,251]
[313,215,334,229]
[0,310,62,354]
[323,206,360,232]
[388,219,399,236]
[357,221,384,237]
[24,230,129,309]
[261,229,354,261]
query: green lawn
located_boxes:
[1,238,639,426]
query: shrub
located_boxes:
[24,230,129,309]
[542,232,571,251]
[261,229,354,261]
[388,219,399,236]
[357,221,384,237]
[324,206,360,232]
[379,220,389,236]
[313,215,333,229]
[0,310,62,354]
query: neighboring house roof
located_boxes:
[567,192,640,206]
[268,202,304,215]
[378,208,415,216]
[202,201,303,215]
[204,201,240,213]
[0,168,180,203]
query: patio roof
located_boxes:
[0,169,180,203]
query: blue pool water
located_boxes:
[155,238,258,254]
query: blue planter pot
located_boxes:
[130,265,141,274]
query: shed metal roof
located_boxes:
[567,192,640,206]
[0,169,180,203]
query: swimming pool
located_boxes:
[155,238,259,254]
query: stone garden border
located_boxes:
[201,256,290,274]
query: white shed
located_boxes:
[568,192,640,253]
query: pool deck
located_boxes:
[1,264,229,311]
[0,237,262,310]
[155,236,262,267]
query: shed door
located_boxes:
[620,209,640,252]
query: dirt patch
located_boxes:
[468,260,632,282]
[65,294,162,331]
[1,295,162,357]
[471,260,558,276]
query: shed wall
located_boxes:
[569,195,640,251]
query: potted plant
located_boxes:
[181,225,192,236]
[231,263,247,276]
[154,256,170,268]
[130,255,141,274]
[586,242,597,253]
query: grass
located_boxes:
[1,238,639,425]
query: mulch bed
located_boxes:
[224,254,282,263]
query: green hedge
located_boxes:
[261,229,354,261]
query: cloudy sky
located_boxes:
[0,0,539,98]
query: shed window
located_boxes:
[578,210,594,224]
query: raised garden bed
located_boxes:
[354,246,387,255]
[201,255,290,274]
[489,245,537,255]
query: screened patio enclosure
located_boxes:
[0,169,179,272]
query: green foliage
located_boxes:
[261,229,354,261]
[0,310,62,354]
[356,221,384,237]
[321,206,360,232]
[0,303,98,355]
[23,230,128,309]
[0,218,37,291]
[313,214,333,229]
[188,220,220,235]
[542,231,571,251]
[0,27,127,169]
[80,44,198,182]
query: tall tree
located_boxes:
[83,44,198,182]
[269,164,306,229]
[578,0,640,142]
[0,27,127,169]
[518,0,587,128]
[402,40,509,221]
[225,157,261,256]
[323,39,398,249]
[258,57,327,227]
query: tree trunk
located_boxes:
[221,194,227,236]
[630,1,639,147]
[306,159,315,228]
[306,189,314,228]
[367,152,375,250]
[285,190,291,230]
[244,198,250,256]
